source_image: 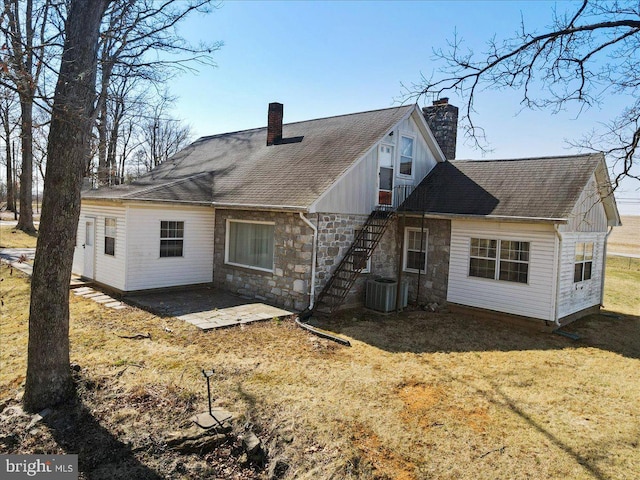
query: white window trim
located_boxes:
[159,220,185,258]
[403,227,428,274]
[224,219,276,273]
[574,241,594,283]
[104,217,116,257]
[397,132,416,179]
[467,237,530,285]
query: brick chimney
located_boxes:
[422,98,458,160]
[267,102,283,146]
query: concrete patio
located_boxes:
[125,286,293,330]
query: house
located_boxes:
[73,100,621,329]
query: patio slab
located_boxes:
[125,287,293,331]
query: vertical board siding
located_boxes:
[561,175,609,233]
[557,232,606,318]
[72,203,127,290]
[447,220,557,321]
[313,113,438,214]
[125,204,214,291]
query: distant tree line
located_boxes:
[0,0,220,233]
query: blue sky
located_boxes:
[169,0,639,215]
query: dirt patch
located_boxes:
[396,381,490,434]
[349,423,416,480]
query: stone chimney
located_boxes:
[422,98,458,160]
[267,102,283,146]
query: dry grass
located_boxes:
[608,215,640,255]
[0,226,38,248]
[1,259,639,479]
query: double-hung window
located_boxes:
[399,135,415,176]
[226,220,275,272]
[574,242,593,282]
[403,228,428,273]
[160,221,184,257]
[469,238,529,284]
[104,218,116,256]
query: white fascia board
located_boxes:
[594,158,622,227]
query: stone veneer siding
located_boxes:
[315,213,399,308]
[213,209,313,311]
[401,217,451,305]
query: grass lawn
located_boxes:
[0,258,639,479]
[0,226,38,248]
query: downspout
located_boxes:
[296,212,351,346]
[298,212,317,309]
[600,226,614,307]
[553,225,563,327]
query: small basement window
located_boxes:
[160,221,184,257]
[104,217,116,256]
[574,242,593,282]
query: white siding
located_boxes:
[447,220,557,321]
[124,204,214,291]
[556,232,606,318]
[72,203,127,290]
[560,174,609,233]
[312,111,439,214]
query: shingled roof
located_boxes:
[84,105,415,209]
[400,153,608,221]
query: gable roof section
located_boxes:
[400,153,614,222]
[84,105,415,209]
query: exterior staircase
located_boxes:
[313,206,395,315]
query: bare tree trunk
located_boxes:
[15,97,35,233]
[23,0,110,413]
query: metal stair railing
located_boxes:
[313,206,394,315]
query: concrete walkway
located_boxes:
[0,248,36,276]
[1,247,292,329]
[126,287,293,330]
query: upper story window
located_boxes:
[160,221,184,258]
[399,135,415,177]
[104,217,116,256]
[574,242,593,282]
[469,238,529,284]
[226,220,275,272]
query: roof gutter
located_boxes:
[400,211,569,224]
[82,197,309,212]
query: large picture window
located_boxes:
[399,135,414,176]
[403,228,427,273]
[574,242,593,283]
[226,220,275,271]
[469,238,529,284]
[104,217,116,256]
[160,221,184,257]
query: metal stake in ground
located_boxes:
[191,368,233,429]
